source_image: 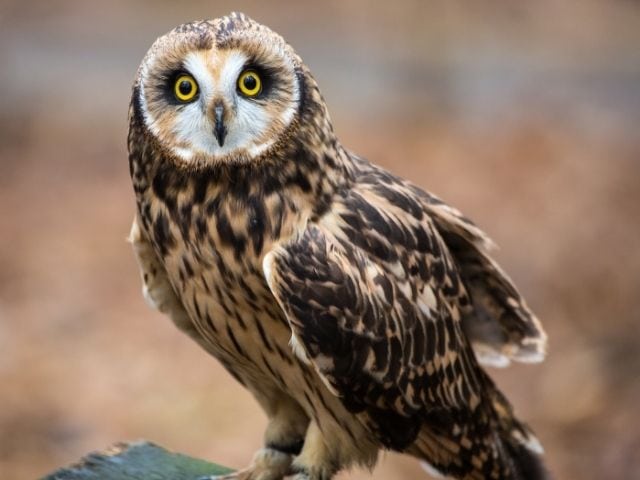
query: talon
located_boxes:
[205,473,242,480]
[197,469,243,480]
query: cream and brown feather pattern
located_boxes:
[128,12,548,480]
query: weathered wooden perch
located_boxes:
[42,441,233,480]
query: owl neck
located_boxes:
[130,117,353,262]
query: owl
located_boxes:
[127,12,548,480]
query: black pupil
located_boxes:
[243,74,257,91]
[179,80,192,96]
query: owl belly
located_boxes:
[171,264,374,450]
[175,267,287,379]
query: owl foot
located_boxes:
[288,464,332,480]
[199,447,293,480]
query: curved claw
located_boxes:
[198,447,294,480]
[197,470,244,480]
[197,468,241,480]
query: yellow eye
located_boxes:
[174,74,198,102]
[237,70,262,97]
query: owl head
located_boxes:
[133,12,314,168]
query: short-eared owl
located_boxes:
[128,12,548,480]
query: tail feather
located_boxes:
[407,384,548,480]
[410,426,548,480]
[503,440,549,480]
[492,387,548,480]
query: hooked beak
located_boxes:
[213,104,227,147]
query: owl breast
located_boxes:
[140,177,312,388]
[139,187,375,455]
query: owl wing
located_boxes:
[408,185,548,366]
[263,218,487,449]
[347,159,547,367]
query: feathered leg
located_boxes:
[203,391,309,480]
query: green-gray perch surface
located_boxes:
[42,441,233,480]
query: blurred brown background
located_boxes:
[1,1,639,479]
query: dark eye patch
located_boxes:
[156,68,199,106]
[239,61,281,99]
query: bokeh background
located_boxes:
[1,1,639,479]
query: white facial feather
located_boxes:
[144,49,298,163]
[138,63,160,138]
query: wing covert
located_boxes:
[263,222,484,446]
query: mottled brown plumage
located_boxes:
[128,12,548,480]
